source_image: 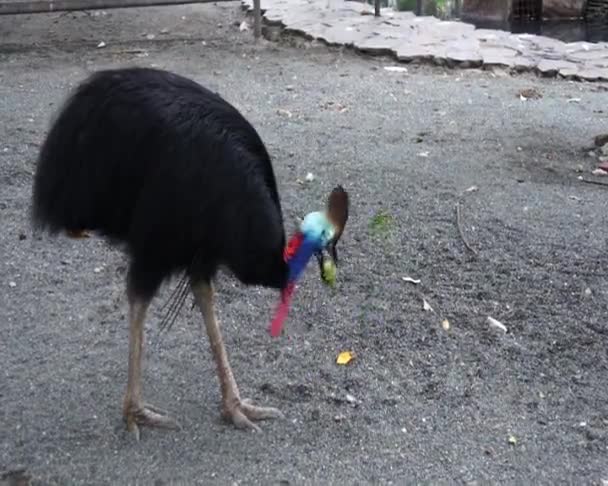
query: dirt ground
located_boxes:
[1,3,607,484]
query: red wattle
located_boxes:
[269,282,296,337]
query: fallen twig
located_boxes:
[455,200,478,255]
[580,178,608,188]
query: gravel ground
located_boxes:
[1,3,608,485]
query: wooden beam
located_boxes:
[0,0,223,15]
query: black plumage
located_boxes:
[32,67,288,299]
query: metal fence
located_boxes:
[511,0,542,20]
[0,0,263,38]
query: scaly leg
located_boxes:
[191,280,283,431]
[122,295,179,440]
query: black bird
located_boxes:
[31,67,349,438]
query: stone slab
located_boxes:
[241,0,608,81]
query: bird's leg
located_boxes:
[191,280,283,432]
[122,294,179,440]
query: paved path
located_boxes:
[242,0,608,81]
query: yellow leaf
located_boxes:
[336,351,354,365]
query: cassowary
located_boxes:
[31,67,349,438]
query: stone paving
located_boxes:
[241,0,608,81]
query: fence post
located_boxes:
[253,0,261,39]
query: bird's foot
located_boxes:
[124,402,180,440]
[222,398,283,432]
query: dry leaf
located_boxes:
[423,299,433,312]
[488,316,507,333]
[320,100,348,112]
[336,351,354,365]
[517,88,542,100]
[441,319,450,331]
[402,276,421,285]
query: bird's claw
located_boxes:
[222,398,283,432]
[124,402,180,441]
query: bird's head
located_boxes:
[283,185,349,288]
[304,185,349,285]
[269,185,349,337]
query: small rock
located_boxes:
[600,144,608,156]
[594,134,608,147]
[18,232,26,241]
[286,85,295,91]
[160,28,169,34]
[345,393,356,404]
[334,414,346,422]
[9,281,17,287]
[97,41,106,48]
[584,287,592,297]
[305,172,314,182]
[276,108,292,118]
[383,66,408,73]
[146,34,155,40]
[94,267,102,273]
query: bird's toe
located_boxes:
[223,398,283,431]
[124,403,180,440]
